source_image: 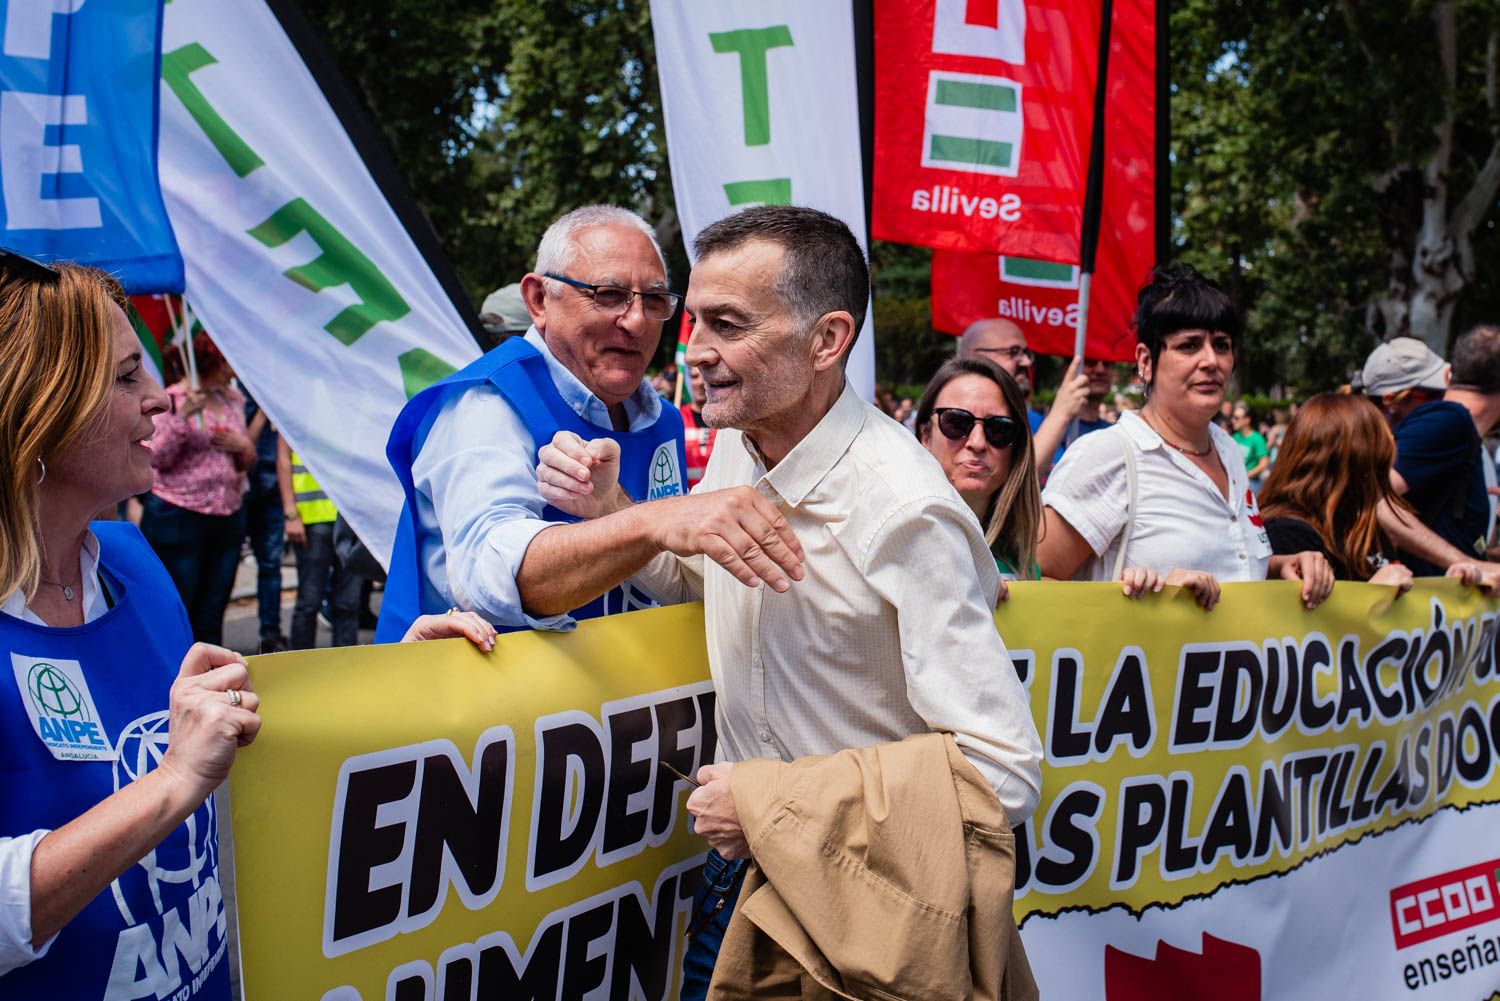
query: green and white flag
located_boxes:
[650,1,875,399]
[157,0,481,565]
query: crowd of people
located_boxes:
[3,200,1499,997]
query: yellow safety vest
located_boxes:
[290,452,337,525]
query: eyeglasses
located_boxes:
[0,248,60,284]
[933,408,1022,449]
[544,272,681,321]
[974,344,1033,362]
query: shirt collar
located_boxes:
[748,381,865,507]
[1119,410,1248,513]
[1117,409,1163,451]
[524,327,662,432]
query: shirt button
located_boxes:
[760,729,773,742]
[1238,552,1247,560]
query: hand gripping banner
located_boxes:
[231,581,1500,999]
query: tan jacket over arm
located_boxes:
[710,733,1039,1001]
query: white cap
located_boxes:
[1361,337,1448,395]
[479,283,530,336]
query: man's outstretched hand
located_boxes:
[652,489,805,592]
[537,431,806,592]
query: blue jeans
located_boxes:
[681,850,747,1001]
[243,463,285,641]
[139,494,247,646]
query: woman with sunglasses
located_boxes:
[915,357,1041,598]
[1036,265,1334,610]
[0,257,493,995]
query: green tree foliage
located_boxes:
[1173,0,1500,393]
[301,2,1500,394]
[299,0,679,311]
[870,240,956,390]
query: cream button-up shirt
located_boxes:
[1042,410,1272,582]
[634,382,1044,824]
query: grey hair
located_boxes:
[533,205,669,296]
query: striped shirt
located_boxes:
[634,382,1043,824]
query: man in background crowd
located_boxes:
[1364,329,1500,574]
[1231,401,1270,492]
[958,317,1091,475]
[241,391,285,653]
[277,440,361,648]
[477,282,531,350]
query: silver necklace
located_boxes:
[38,571,81,602]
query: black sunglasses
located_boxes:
[0,248,60,284]
[933,408,1021,449]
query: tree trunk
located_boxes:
[1367,5,1500,353]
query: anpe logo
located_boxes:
[27,662,87,720]
[1390,860,1500,949]
[10,653,115,761]
[646,442,683,500]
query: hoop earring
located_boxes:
[36,457,45,485]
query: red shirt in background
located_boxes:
[680,403,717,490]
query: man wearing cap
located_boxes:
[477,282,531,349]
[1365,329,1500,575]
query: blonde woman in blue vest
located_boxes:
[0,255,493,997]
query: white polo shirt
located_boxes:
[1042,410,1272,581]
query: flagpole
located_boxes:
[163,295,204,427]
[1073,0,1114,364]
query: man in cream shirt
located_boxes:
[535,205,1042,995]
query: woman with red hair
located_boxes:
[1258,393,1419,587]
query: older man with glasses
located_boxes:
[377,205,801,639]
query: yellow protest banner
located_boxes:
[231,603,715,1001]
[231,580,1500,999]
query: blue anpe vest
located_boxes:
[376,337,686,642]
[0,523,230,1001]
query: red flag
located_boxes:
[872,0,1104,260]
[129,294,178,347]
[929,0,1158,362]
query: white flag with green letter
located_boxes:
[157,0,481,566]
[650,1,876,399]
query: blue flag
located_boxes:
[0,0,182,292]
